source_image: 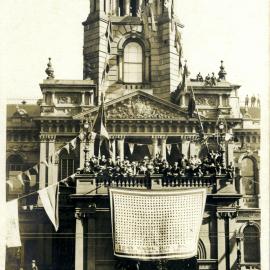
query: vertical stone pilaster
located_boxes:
[48,135,56,186]
[75,213,85,270]
[160,137,167,161]
[217,209,238,270]
[39,135,47,189]
[80,139,85,169]
[118,137,125,161]
[110,138,116,161]
[89,138,95,158]
[152,137,159,159]
[181,139,189,158]
[124,0,130,15]
[189,141,196,157]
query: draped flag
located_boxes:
[171,62,189,105]
[93,98,109,140]
[38,184,59,231]
[188,91,196,117]
[225,133,232,142]
[6,200,21,247]
[110,188,206,260]
[105,19,113,54]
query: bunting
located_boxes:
[128,143,135,155]
[6,200,21,247]
[38,184,59,231]
[24,170,31,181]
[6,180,14,190]
[63,143,70,154]
[33,165,39,174]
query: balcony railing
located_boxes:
[74,173,229,195]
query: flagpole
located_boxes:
[190,85,209,153]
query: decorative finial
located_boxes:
[218,60,226,81]
[45,57,55,79]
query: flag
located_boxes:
[16,174,24,186]
[79,131,85,141]
[92,98,109,140]
[109,188,206,260]
[24,170,31,181]
[6,200,21,247]
[33,165,39,174]
[188,91,196,117]
[63,143,70,154]
[171,62,189,105]
[38,184,59,231]
[70,138,77,150]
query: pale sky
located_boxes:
[0,0,269,103]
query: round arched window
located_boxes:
[243,225,260,263]
[124,42,143,83]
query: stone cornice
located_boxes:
[216,207,238,219]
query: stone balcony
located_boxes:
[74,173,238,196]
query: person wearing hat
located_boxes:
[31,260,38,270]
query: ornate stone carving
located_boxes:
[57,95,79,104]
[216,208,238,219]
[41,107,54,113]
[196,95,218,107]
[106,96,181,119]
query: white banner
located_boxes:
[6,200,21,247]
[109,188,206,260]
[128,143,135,155]
[38,184,59,231]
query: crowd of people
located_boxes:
[83,150,234,181]
[244,94,260,107]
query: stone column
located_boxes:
[119,55,123,81]
[216,213,227,270]
[51,92,56,105]
[48,135,56,185]
[160,137,167,161]
[124,0,130,15]
[219,95,223,107]
[110,138,116,161]
[181,94,186,107]
[137,0,143,14]
[81,92,85,106]
[189,141,196,157]
[152,137,159,159]
[39,135,47,189]
[89,138,95,158]
[217,209,238,270]
[227,141,234,166]
[118,137,125,161]
[145,55,150,82]
[75,212,84,270]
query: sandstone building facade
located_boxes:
[6,1,260,270]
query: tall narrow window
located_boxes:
[241,157,256,195]
[130,0,137,16]
[58,150,78,180]
[243,225,260,263]
[124,42,143,83]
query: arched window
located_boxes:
[6,155,24,176]
[124,42,143,83]
[243,225,260,263]
[58,150,78,180]
[241,157,256,195]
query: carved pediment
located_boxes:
[74,91,188,120]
